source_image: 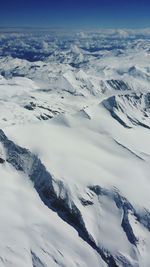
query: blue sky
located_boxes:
[0,0,150,28]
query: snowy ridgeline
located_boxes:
[0,30,150,267]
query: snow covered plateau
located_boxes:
[0,29,150,267]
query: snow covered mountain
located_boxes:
[0,29,150,267]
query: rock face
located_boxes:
[0,157,5,163]
[0,143,6,163]
[102,93,150,129]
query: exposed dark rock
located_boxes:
[107,79,131,91]
[79,197,94,206]
[24,102,36,111]
[0,157,5,164]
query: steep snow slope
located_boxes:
[0,30,150,267]
[0,153,103,267]
[2,100,150,267]
[103,92,150,129]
